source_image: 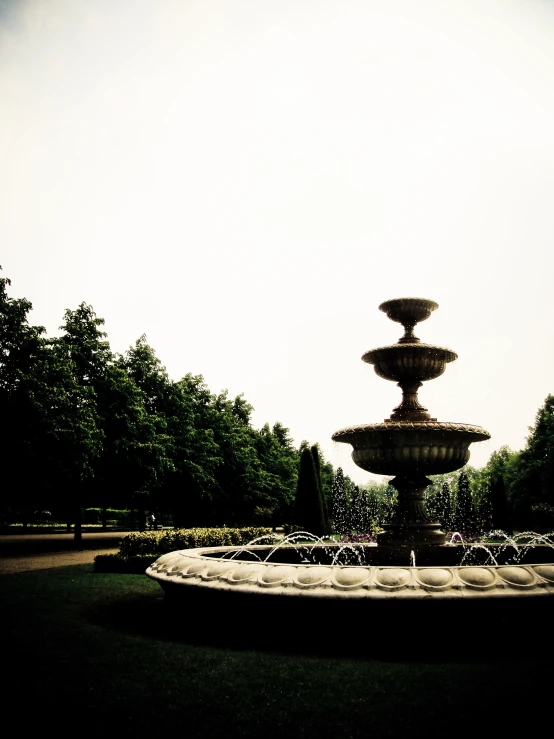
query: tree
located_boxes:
[510,396,554,531]
[294,447,325,536]
[254,422,298,525]
[0,274,103,529]
[0,269,46,522]
[117,337,187,525]
[350,485,367,533]
[489,474,510,534]
[205,389,264,525]
[331,467,350,535]
[435,482,452,532]
[453,472,474,535]
[37,338,104,534]
[57,304,117,539]
[59,304,172,535]
[100,363,173,528]
[364,481,398,532]
[471,446,518,533]
[60,303,112,386]
[155,373,220,527]
[311,444,329,534]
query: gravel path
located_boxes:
[0,530,133,574]
[0,548,120,574]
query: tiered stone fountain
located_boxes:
[146,299,554,639]
[332,297,489,552]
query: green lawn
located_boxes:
[2,564,551,737]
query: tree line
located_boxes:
[0,270,337,537]
[2,269,552,538]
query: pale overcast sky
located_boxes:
[1,0,553,484]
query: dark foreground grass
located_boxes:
[1,565,551,737]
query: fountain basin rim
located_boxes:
[379,297,439,319]
[146,545,554,601]
[332,421,490,439]
[362,343,458,365]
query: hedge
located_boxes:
[94,527,273,574]
[118,526,273,558]
[93,553,157,574]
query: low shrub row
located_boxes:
[94,526,273,574]
[93,553,156,574]
[118,526,273,558]
[83,508,130,525]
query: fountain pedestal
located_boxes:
[378,474,445,546]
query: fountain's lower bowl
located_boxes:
[146,543,554,654]
[146,543,554,602]
[331,421,490,475]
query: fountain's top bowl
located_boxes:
[379,298,438,326]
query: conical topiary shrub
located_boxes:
[311,444,330,534]
[295,447,326,536]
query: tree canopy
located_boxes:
[2,270,553,537]
[0,270,336,531]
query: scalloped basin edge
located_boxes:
[146,545,554,602]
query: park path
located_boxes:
[0,548,120,574]
[0,530,134,575]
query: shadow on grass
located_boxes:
[88,583,554,664]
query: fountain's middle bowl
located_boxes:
[362,343,457,383]
[332,421,490,476]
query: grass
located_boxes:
[2,564,552,737]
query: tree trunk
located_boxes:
[138,509,146,532]
[73,507,82,544]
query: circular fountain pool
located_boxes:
[146,534,554,605]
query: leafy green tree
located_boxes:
[294,447,325,536]
[350,485,365,533]
[58,304,116,538]
[100,363,173,528]
[205,389,264,525]
[148,372,220,527]
[0,270,46,522]
[0,274,102,531]
[453,471,474,535]
[331,467,350,535]
[311,444,329,534]
[425,474,451,522]
[435,482,452,532]
[365,487,379,531]
[357,481,396,534]
[510,395,554,531]
[0,270,43,392]
[37,339,104,537]
[471,446,518,532]
[489,473,510,534]
[254,422,298,525]
[117,336,192,524]
[59,305,175,535]
[60,303,112,386]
